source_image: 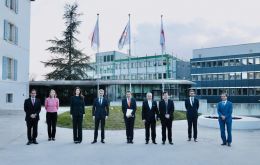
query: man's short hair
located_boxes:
[126,91,131,93]
[189,89,195,93]
[99,89,104,92]
[146,92,152,96]
[163,91,168,95]
[221,92,228,97]
[31,89,37,93]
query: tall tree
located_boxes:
[42,3,92,80]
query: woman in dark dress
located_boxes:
[70,87,85,144]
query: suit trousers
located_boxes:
[161,119,173,142]
[145,120,156,142]
[72,115,83,142]
[187,116,198,139]
[26,118,39,141]
[218,118,232,144]
[124,117,135,140]
[94,117,105,140]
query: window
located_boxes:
[111,55,114,61]
[235,59,241,66]
[212,61,217,67]
[248,88,254,96]
[191,62,196,68]
[192,75,198,81]
[4,20,18,44]
[6,93,13,103]
[230,89,236,96]
[201,75,206,81]
[242,88,248,96]
[207,74,212,81]
[5,0,18,13]
[201,62,205,67]
[248,72,254,79]
[208,89,212,95]
[235,72,241,80]
[206,62,212,67]
[213,74,218,80]
[213,89,218,95]
[223,60,229,66]
[218,74,224,80]
[202,89,207,95]
[217,61,223,67]
[242,72,247,79]
[248,58,254,65]
[256,88,260,96]
[255,72,260,79]
[224,74,229,80]
[255,57,260,65]
[242,58,247,65]
[229,59,235,66]
[2,56,17,81]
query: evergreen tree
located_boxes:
[42,3,92,80]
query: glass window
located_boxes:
[242,72,247,79]
[191,62,196,68]
[229,59,235,66]
[206,62,212,67]
[197,75,201,81]
[230,89,236,96]
[255,72,260,79]
[248,88,254,96]
[224,74,229,80]
[197,62,201,68]
[6,93,13,103]
[2,56,17,81]
[201,62,205,67]
[197,89,201,95]
[213,89,218,95]
[212,61,217,67]
[235,59,241,66]
[256,88,260,95]
[202,89,207,95]
[248,72,254,79]
[255,57,260,65]
[201,75,206,81]
[248,58,254,65]
[223,60,229,66]
[192,75,197,81]
[218,74,224,80]
[4,20,18,44]
[242,58,247,65]
[213,74,218,80]
[235,72,241,80]
[217,61,223,67]
[242,88,248,96]
[207,74,212,81]
[208,89,212,95]
[5,0,18,13]
[236,88,242,95]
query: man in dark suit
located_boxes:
[217,93,233,147]
[24,89,41,145]
[122,91,137,144]
[142,92,159,144]
[185,89,199,142]
[92,89,109,144]
[159,91,175,145]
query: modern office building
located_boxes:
[0,0,34,110]
[30,51,193,105]
[191,42,260,103]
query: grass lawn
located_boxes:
[57,106,187,130]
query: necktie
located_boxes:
[99,98,102,104]
[127,99,131,107]
[149,101,152,110]
[165,100,168,114]
[32,98,35,105]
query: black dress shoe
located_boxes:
[162,141,165,145]
[169,142,174,145]
[221,143,227,146]
[26,141,31,145]
[187,138,191,141]
[91,140,97,144]
[32,140,38,144]
[152,141,157,144]
[101,140,105,144]
[78,141,82,144]
[130,140,134,144]
[145,141,149,144]
[194,139,198,142]
[227,143,231,147]
[52,138,55,141]
[48,138,51,141]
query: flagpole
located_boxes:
[97,13,100,94]
[128,14,132,92]
[161,14,165,92]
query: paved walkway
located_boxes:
[0,109,260,165]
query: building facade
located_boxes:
[191,43,260,103]
[0,0,34,110]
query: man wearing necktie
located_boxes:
[92,89,109,144]
[217,93,233,147]
[24,89,41,145]
[142,92,159,144]
[159,91,175,145]
[185,90,199,142]
[122,91,137,144]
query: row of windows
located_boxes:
[191,57,260,68]
[4,20,18,45]
[100,73,169,80]
[195,88,260,96]
[192,72,260,81]
[2,56,18,81]
[5,0,18,13]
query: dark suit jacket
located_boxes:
[185,97,199,118]
[217,101,233,121]
[142,100,159,122]
[122,97,137,117]
[24,97,41,121]
[70,96,85,116]
[92,97,109,119]
[159,99,175,120]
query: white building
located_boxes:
[0,0,34,110]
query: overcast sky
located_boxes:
[30,0,260,80]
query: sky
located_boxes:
[30,0,260,80]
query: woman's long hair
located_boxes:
[49,89,57,98]
[73,87,84,100]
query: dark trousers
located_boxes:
[46,112,57,139]
[219,118,232,144]
[145,120,156,142]
[94,117,105,140]
[161,119,173,142]
[26,119,38,141]
[187,116,198,139]
[124,117,135,140]
[72,115,83,142]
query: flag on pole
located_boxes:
[118,20,130,50]
[90,15,100,50]
[160,15,165,54]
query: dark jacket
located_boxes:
[92,97,109,119]
[159,99,175,120]
[24,97,41,121]
[122,97,137,117]
[185,97,199,118]
[142,100,159,122]
[70,96,85,116]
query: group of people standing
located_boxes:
[24,88,233,147]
